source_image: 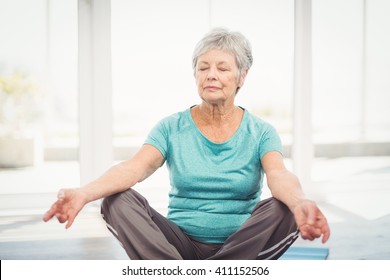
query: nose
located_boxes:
[206,67,218,80]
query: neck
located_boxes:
[196,103,239,126]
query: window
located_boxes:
[111,0,294,150]
[0,0,79,199]
[312,0,390,143]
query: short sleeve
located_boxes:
[258,123,283,159]
[144,119,169,159]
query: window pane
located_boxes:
[112,0,209,149]
[312,0,363,142]
[365,0,390,140]
[312,0,390,142]
[112,0,294,150]
[211,0,294,144]
[0,0,79,213]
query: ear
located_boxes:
[238,69,249,87]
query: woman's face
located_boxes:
[195,49,246,106]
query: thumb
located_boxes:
[57,189,66,200]
[307,205,320,226]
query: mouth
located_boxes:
[204,86,221,91]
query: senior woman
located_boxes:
[43,28,330,260]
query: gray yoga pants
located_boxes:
[101,188,299,260]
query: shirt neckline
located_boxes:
[186,105,247,146]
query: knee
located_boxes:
[259,198,296,227]
[271,198,290,214]
[271,198,297,228]
[101,188,148,216]
[101,193,117,217]
[101,190,129,216]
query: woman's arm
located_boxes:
[43,144,164,228]
[80,144,165,202]
[261,151,330,243]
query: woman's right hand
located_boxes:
[42,188,88,229]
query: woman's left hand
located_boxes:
[292,199,331,243]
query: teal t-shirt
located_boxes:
[144,107,283,243]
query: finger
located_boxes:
[42,206,56,222]
[306,206,318,226]
[63,207,78,229]
[57,189,66,199]
[56,213,68,224]
[322,233,330,243]
[42,210,54,222]
[309,227,323,239]
[301,232,314,241]
[299,225,314,241]
[315,215,330,243]
[65,214,76,229]
[42,201,62,222]
[321,224,331,243]
[305,224,323,240]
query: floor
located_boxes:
[1,156,390,260]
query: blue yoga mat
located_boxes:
[0,238,329,260]
[279,246,329,260]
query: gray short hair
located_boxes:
[192,28,253,78]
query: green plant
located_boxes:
[0,72,44,136]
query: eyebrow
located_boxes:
[197,61,230,66]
